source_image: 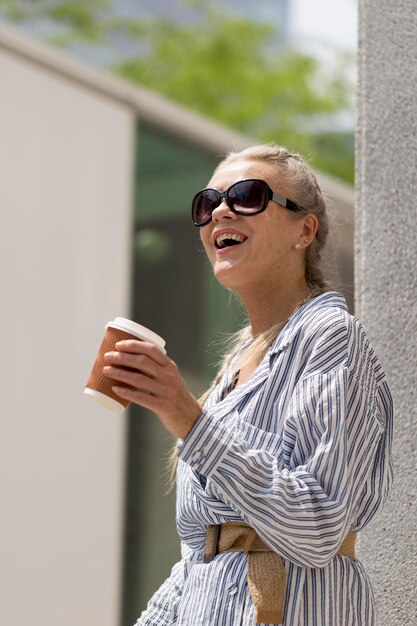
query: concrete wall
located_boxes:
[0,40,134,626]
[356,1,417,624]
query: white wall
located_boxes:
[0,41,134,626]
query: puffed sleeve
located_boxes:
[135,541,192,625]
[177,316,394,569]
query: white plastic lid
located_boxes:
[106,317,166,352]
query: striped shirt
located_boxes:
[136,291,394,626]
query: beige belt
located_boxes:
[204,522,356,624]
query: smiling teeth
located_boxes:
[215,232,246,248]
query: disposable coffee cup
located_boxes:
[84,317,166,414]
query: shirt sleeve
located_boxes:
[177,319,394,570]
[135,541,192,626]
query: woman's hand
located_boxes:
[103,340,202,439]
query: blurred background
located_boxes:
[0,2,356,625]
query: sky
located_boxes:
[291,0,357,53]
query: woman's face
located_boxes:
[199,159,316,293]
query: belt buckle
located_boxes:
[204,524,221,563]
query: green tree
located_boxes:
[0,0,354,182]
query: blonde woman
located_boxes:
[104,145,393,626]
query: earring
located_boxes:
[304,239,309,244]
[294,243,301,249]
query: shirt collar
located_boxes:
[207,291,348,413]
[269,291,349,356]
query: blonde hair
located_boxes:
[168,144,331,483]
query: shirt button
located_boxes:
[191,449,204,463]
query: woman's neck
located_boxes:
[238,277,312,336]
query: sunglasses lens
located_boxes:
[192,189,220,226]
[191,180,270,226]
[227,180,268,213]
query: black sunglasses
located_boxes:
[191,178,304,227]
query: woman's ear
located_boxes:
[302,213,319,241]
[293,213,319,249]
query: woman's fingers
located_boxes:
[104,350,158,377]
[114,340,170,366]
[112,385,162,413]
[103,365,157,392]
[104,340,171,378]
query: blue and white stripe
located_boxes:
[136,291,394,626]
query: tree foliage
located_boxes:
[0,0,354,182]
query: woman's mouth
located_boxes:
[214,231,247,251]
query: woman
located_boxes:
[103,145,394,625]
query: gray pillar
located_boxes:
[356,1,417,624]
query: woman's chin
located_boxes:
[213,263,247,291]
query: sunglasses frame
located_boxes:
[191,178,304,227]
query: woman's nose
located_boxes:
[211,200,237,223]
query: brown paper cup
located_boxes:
[84,318,166,413]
